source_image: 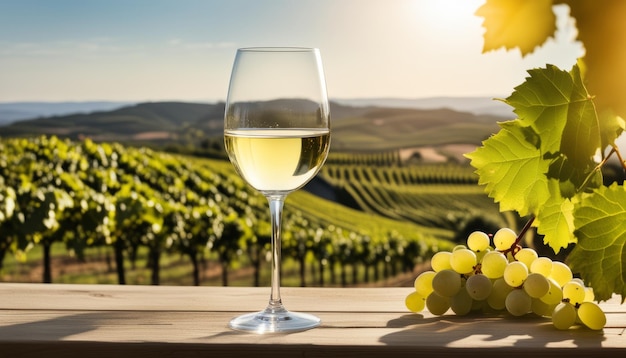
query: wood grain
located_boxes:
[0,284,623,357]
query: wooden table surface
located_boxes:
[0,283,624,357]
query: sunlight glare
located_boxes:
[412,0,484,36]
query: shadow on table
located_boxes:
[380,313,607,352]
[0,312,101,341]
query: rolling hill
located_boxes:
[0,101,132,126]
[330,106,502,152]
[0,101,222,142]
[333,96,514,117]
[0,101,506,152]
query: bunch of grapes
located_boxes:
[405,228,607,330]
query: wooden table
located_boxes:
[0,283,624,357]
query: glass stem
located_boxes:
[266,194,286,313]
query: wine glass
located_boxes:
[223,47,331,333]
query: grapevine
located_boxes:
[405,227,607,331]
[0,135,451,286]
[471,0,626,303]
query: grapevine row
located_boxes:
[0,135,449,286]
[319,157,511,235]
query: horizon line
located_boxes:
[0,95,506,105]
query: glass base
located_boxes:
[229,306,320,334]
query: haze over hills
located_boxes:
[0,97,513,126]
[0,101,225,143]
[0,99,508,154]
[330,106,501,153]
[0,101,133,126]
[333,96,515,118]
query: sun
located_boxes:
[412,0,484,35]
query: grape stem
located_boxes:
[577,146,618,193]
[504,216,535,256]
[613,145,626,171]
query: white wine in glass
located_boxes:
[224,47,331,333]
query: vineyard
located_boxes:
[0,135,493,287]
[320,153,512,238]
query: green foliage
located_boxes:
[466,63,625,302]
[320,157,511,234]
[474,0,626,302]
[0,135,449,286]
[569,183,626,301]
[467,121,550,217]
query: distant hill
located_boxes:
[0,97,514,125]
[0,100,506,153]
[0,101,224,143]
[0,101,132,126]
[334,96,514,118]
[330,106,502,153]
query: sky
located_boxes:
[0,0,584,103]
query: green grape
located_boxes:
[562,280,586,305]
[493,227,517,250]
[515,247,538,269]
[480,251,508,279]
[431,251,452,272]
[487,278,513,311]
[540,278,563,305]
[549,261,573,287]
[465,273,492,301]
[552,302,577,330]
[503,261,528,287]
[407,225,610,331]
[530,257,553,277]
[531,298,555,317]
[584,286,595,302]
[571,277,585,286]
[450,286,473,316]
[405,291,426,313]
[505,289,532,316]
[577,302,606,330]
[523,272,550,298]
[471,298,485,313]
[431,269,462,297]
[426,292,451,315]
[453,244,467,251]
[467,231,490,252]
[475,247,491,263]
[450,248,477,274]
[413,270,436,297]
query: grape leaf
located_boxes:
[503,64,600,168]
[465,121,550,217]
[473,0,626,301]
[598,110,626,150]
[475,0,556,56]
[568,183,626,302]
[533,179,576,253]
[467,64,605,253]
